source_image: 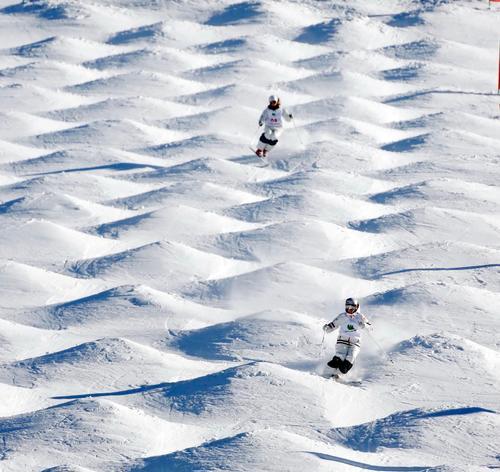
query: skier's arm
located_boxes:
[360,314,373,331]
[258,110,266,126]
[323,314,341,333]
[283,108,293,121]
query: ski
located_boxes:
[248,146,263,157]
[248,146,269,167]
[320,372,364,387]
[334,377,364,387]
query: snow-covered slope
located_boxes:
[0,0,499,471]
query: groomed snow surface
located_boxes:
[0,0,499,470]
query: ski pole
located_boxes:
[319,330,326,357]
[367,330,394,364]
[249,124,261,148]
[292,117,305,146]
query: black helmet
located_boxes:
[345,298,359,313]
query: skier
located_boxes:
[322,298,371,379]
[255,94,293,158]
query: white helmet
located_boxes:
[268,94,279,103]
[345,297,359,314]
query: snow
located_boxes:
[0,0,499,471]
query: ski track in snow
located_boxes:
[0,0,499,471]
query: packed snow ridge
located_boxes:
[0,0,499,471]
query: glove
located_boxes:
[289,114,293,119]
[258,121,263,126]
[323,323,334,333]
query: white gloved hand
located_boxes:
[323,323,334,333]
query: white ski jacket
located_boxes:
[259,106,292,129]
[324,312,370,346]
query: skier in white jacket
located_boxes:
[255,94,293,158]
[322,298,371,378]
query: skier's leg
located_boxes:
[326,356,341,377]
[326,343,349,376]
[324,341,345,377]
[339,359,353,374]
[327,356,342,369]
[262,142,271,157]
[339,345,360,374]
[258,127,280,156]
[257,129,277,148]
[267,128,282,155]
[256,134,265,156]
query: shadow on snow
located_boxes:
[376,263,500,278]
[305,451,438,471]
[205,2,261,26]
